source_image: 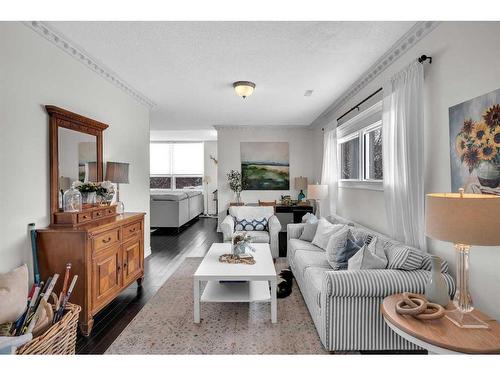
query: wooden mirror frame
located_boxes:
[46,105,108,223]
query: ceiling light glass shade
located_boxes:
[233,81,256,98]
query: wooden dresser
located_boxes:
[37,212,145,336]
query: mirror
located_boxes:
[47,105,108,222]
[58,127,98,193]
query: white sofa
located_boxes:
[287,213,455,352]
[150,190,204,230]
[220,206,281,258]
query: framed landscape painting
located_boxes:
[240,142,290,190]
[449,88,500,195]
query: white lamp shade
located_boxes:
[307,184,328,200]
[294,176,308,190]
[425,193,500,246]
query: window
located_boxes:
[150,142,204,190]
[337,100,383,189]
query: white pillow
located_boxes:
[0,264,28,324]
[325,226,356,268]
[348,237,388,270]
[311,218,345,250]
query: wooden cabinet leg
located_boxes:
[80,318,94,337]
[137,277,144,287]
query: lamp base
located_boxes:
[445,309,489,329]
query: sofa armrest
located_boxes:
[323,269,455,298]
[287,223,306,241]
[220,215,235,242]
[268,215,281,235]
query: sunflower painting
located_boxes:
[449,88,500,195]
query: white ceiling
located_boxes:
[47,21,414,130]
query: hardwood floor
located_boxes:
[76,217,221,354]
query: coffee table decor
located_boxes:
[231,232,253,257]
[219,253,255,265]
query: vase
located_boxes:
[424,255,450,307]
[232,242,247,257]
[81,192,96,205]
[235,191,242,204]
[477,161,500,188]
[297,190,305,202]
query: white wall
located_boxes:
[313,22,500,319]
[217,126,320,222]
[0,22,151,275]
[203,141,218,215]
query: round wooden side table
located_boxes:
[381,294,500,354]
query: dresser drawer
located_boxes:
[123,221,142,240]
[78,212,92,223]
[93,228,121,252]
[92,209,106,220]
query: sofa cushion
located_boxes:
[288,239,323,260]
[325,214,355,226]
[229,206,274,220]
[311,218,345,250]
[294,250,331,277]
[348,237,388,270]
[385,243,424,271]
[333,238,364,270]
[234,230,269,243]
[234,217,268,231]
[325,227,355,269]
[299,221,319,242]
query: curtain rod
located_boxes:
[335,54,432,124]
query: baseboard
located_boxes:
[144,246,152,258]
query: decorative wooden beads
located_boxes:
[395,292,445,320]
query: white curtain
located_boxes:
[382,61,426,250]
[320,129,338,217]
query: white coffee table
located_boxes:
[193,243,277,323]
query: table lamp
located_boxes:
[425,189,500,328]
[105,161,129,214]
[307,183,328,217]
[294,176,308,202]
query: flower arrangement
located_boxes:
[227,169,243,203]
[96,181,116,204]
[231,232,252,257]
[71,181,116,204]
[455,105,500,187]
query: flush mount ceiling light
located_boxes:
[233,81,256,99]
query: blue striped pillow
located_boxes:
[386,244,423,271]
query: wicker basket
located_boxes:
[16,303,81,355]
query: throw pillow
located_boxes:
[301,212,317,223]
[0,264,28,324]
[385,243,424,271]
[311,218,345,250]
[325,227,356,269]
[333,238,364,270]
[348,237,388,270]
[234,217,268,231]
[299,214,319,242]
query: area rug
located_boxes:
[106,257,328,354]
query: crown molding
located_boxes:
[23,21,156,109]
[213,124,312,131]
[311,21,440,128]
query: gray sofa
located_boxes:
[150,190,204,229]
[287,213,455,352]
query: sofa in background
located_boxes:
[287,213,455,352]
[220,206,281,258]
[150,189,204,230]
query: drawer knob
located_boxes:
[129,228,136,233]
[102,237,112,243]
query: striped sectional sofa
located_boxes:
[287,214,455,352]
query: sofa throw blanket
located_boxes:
[234,217,268,231]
